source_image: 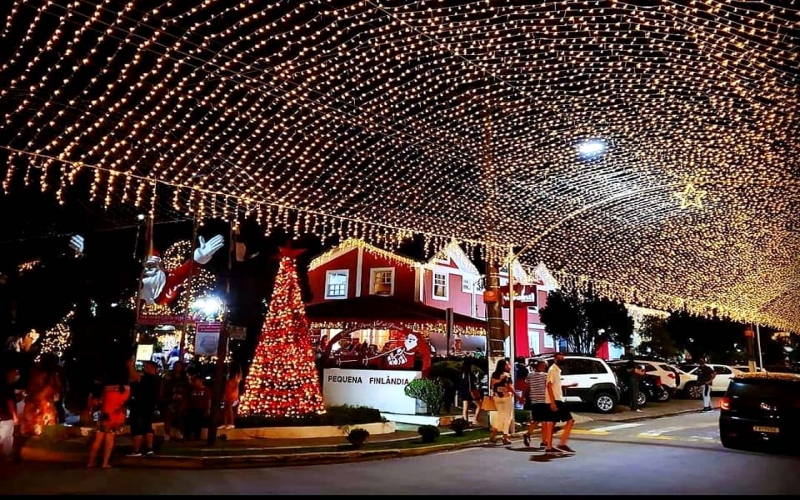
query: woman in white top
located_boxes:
[489,359,517,445]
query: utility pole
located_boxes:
[179,218,198,360]
[745,326,756,373]
[206,224,234,446]
[755,324,764,370]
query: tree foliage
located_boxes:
[636,315,678,359]
[539,289,634,355]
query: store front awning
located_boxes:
[306,296,486,331]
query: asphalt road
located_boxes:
[2,412,797,495]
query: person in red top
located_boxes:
[220,363,241,430]
[87,363,131,469]
[184,375,211,441]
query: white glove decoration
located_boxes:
[69,234,85,256]
[193,234,225,265]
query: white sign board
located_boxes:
[135,344,154,362]
[323,368,422,415]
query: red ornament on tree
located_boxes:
[239,254,324,418]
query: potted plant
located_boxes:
[418,424,440,443]
[346,427,370,449]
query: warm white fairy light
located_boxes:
[0,1,798,332]
[36,310,76,361]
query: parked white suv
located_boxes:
[669,366,701,399]
[532,355,621,413]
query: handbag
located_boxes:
[481,395,497,412]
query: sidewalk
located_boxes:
[19,425,492,469]
[18,399,716,469]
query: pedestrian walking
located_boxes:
[696,358,716,412]
[489,359,515,445]
[184,375,211,441]
[522,359,550,448]
[220,362,241,430]
[545,352,578,454]
[458,361,481,425]
[128,361,161,456]
[626,355,645,413]
[1,367,21,462]
[86,362,131,469]
[161,362,189,441]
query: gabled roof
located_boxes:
[309,238,422,271]
[427,240,480,275]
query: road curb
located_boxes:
[20,437,491,469]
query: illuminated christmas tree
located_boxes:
[238,251,324,418]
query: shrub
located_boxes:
[235,405,384,429]
[404,378,445,416]
[345,427,370,448]
[450,417,468,436]
[515,409,531,424]
[418,424,441,443]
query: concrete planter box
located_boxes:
[201,420,395,440]
[380,413,453,427]
[67,420,395,441]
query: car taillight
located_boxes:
[667,372,675,379]
[720,397,731,411]
[654,378,661,386]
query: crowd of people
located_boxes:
[0,349,243,467]
[456,354,578,454]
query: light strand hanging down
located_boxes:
[0,0,798,332]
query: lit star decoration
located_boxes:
[36,310,75,361]
[0,1,798,332]
[675,183,707,209]
[239,255,325,419]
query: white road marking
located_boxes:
[639,426,692,437]
[592,423,644,432]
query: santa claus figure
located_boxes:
[140,235,225,305]
[387,332,420,368]
[62,233,224,306]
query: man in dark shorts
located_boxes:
[128,361,160,456]
[545,352,578,454]
[523,360,550,448]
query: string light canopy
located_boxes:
[0,1,798,332]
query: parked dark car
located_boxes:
[719,372,800,453]
[610,365,668,408]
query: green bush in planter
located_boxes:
[515,409,531,424]
[404,378,445,415]
[418,424,440,443]
[450,417,468,436]
[346,427,370,448]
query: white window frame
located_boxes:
[462,275,473,293]
[432,272,449,301]
[324,269,350,300]
[369,267,396,296]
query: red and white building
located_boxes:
[306,239,560,358]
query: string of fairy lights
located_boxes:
[0,1,798,332]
